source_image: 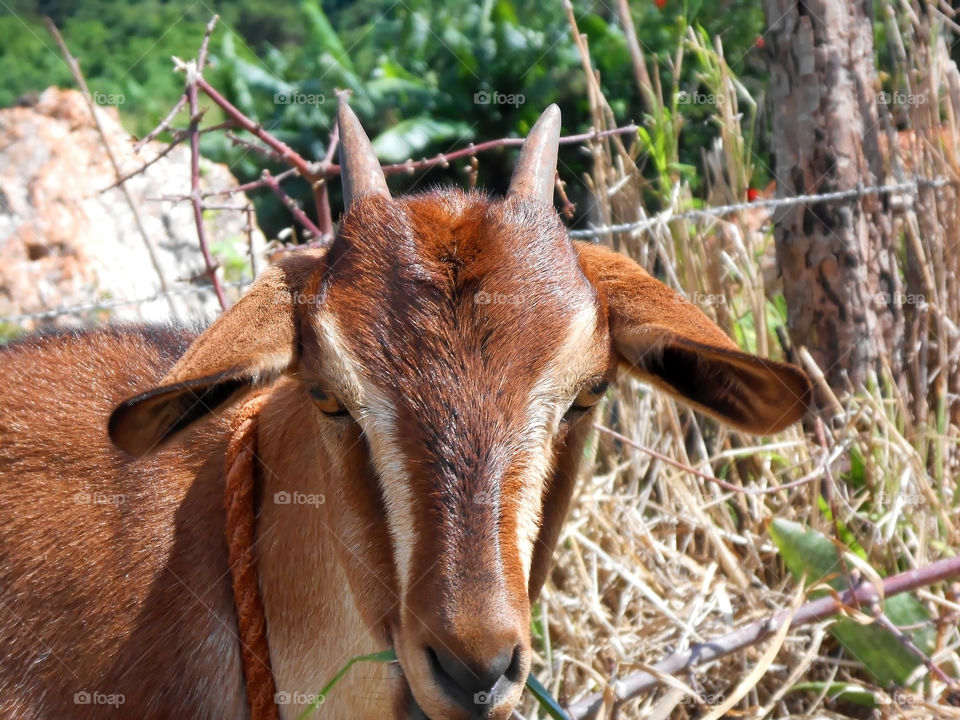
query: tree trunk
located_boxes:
[764,0,903,395]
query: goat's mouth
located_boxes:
[406,692,431,720]
[391,663,429,720]
[391,641,527,720]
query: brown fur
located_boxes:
[0,328,246,719]
[0,187,810,719]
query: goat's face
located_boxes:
[109,102,810,719]
[298,190,610,718]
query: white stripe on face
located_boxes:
[512,301,601,582]
[313,312,418,598]
[314,296,601,599]
[354,386,419,599]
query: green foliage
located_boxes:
[769,519,935,687]
[297,645,566,719]
[785,682,893,709]
[0,321,25,345]
[0,1,313,135]
[297,648,397,718]
[523,672,568,720]
[209,236,256,284]
[0,0,772,237]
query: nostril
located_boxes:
[504,644,523,683]
[427,644,520,705]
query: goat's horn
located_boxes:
[338,96,389,210]
[506,104,560,205]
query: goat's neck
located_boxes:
[254,380,399,719]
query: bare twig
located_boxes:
[45,18,181,320]
[615,0,656,112]
[565,555,960,719]
[261,171,327,244]
[197,13,217,68]
[102,121,237,192]
[129,17,216,155]
[199,168,301,199]
[185,53,228,310]
[185,71,318,180]
[555,171,576,218]
[133,94,187,152]
[870,610,952,684]
[244,204,259,279]
[370,124,640,180]
[593,423,817,495]
[225,130,289,163]
[313,123,339,237]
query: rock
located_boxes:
[0,86,268,335]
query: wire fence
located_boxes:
[2,175,955,326]
[1,281,252,325]
[567,175,956,238]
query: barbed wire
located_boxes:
[1,280,252,325]
[567,175,957,238]
[2,175,956,325]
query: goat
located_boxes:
[0,101,810,720]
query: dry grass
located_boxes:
[519,5,960,719]
[7,3,959,719]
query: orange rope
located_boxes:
[224,393,279,720]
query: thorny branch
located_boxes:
[125,28,639,256]
[46,18,181,320]
[185,15,227,310]
[564,555,960,719]
[30,22,960,719]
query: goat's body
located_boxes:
[0,103,810,720]
[0,328,248,719]
[0,328,399,719]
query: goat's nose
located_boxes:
[427,642,524,710]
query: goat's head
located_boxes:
[108,100,810,719]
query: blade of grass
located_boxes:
[296,649,398,720]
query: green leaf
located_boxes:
[786,681,889,709]
[371,116,472,163]
[300,0,354,74]
[525,672,570,720]
[770,519,933,686]
[297,649,397,719]
[842,446,868,488]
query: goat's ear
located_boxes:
[109,251,324,457]
[576,242,811,434]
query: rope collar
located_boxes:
[224,394,280,720]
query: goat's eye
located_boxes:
[568,381,610,414]
[308,386,348,417]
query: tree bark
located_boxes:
[764,0,903,395]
